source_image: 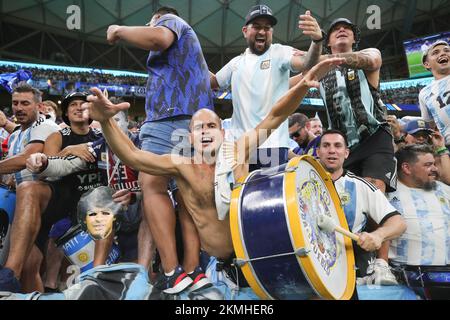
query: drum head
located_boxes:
[284,156,355,300]
[230,156,355,300]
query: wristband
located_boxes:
[313,31,325,43]
[436,147,448,155]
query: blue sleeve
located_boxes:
[92,138,105,159]
[156,14,187,41]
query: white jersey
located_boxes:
[387,181,450,266]
[7,115,59,185]
[216,44,294,149]
[0,127,8,140]
[419,74,450,145]
[334,172,398,233]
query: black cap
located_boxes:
[325,18,361,51]
[61,91,90,125]
[245,5,277,26]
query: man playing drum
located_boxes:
[316,130,406,286]
[81,58,344,298]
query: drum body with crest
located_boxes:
[0,184,16,265]
[230,156,355,300]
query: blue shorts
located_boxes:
[140,116,192,156]
[139,116,192,191]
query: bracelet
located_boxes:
[435,147,448,155]
[313,31,325,43]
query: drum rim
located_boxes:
[284,156,355,300]
[230,169,273,300]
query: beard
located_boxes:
[423,180,437,191]
[248,39,270,56]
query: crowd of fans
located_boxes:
[0,65,428,105]
[381,85,426,105]
[0,65,147,86]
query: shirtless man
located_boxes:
[83,58,345,275]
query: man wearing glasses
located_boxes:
[210,5,324,171]
[288,113,321,157]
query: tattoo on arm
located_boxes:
[327,51,379,70]
[300,42,323,72]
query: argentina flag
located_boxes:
[0,69,32,93]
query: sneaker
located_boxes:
[157,265,193,294]
[188,266,212,292]
[371,259,398,286]
[356,277,368,286]
[0,266,21,293]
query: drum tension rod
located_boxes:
[233,248,310,267]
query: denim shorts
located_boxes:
[139,116,192,157]
[139,116,192,191]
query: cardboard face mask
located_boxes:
[77,186,122,240]
[85,207,115,240]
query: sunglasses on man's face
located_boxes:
[290,131,301,139]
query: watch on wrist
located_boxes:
[313,31,326,43]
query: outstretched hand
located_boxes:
[298,10,322,41]
[83,87,130,123]
[301,57,345,88]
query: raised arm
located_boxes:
[84,88,180,177]
[325,48,382,72]
[107,25,175,51]
[236,58,345,164]
[291,11,323,72]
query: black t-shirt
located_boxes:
[57,127,106,193]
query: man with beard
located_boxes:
[401,119,450,185]
[0,91,103,293]
[419,41,450,149]
[308,117,323,137]
[289,113,320,157]
[0,83,59,185]
[387,144,450,299]
[210,5,323,170]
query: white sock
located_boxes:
[165,269,175,277]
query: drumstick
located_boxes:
[317,215,360,241]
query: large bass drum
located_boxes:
[230,156,355,300]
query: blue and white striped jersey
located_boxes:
[388,181,450,266]
[7,115,59,185]
[419,74,450,145]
